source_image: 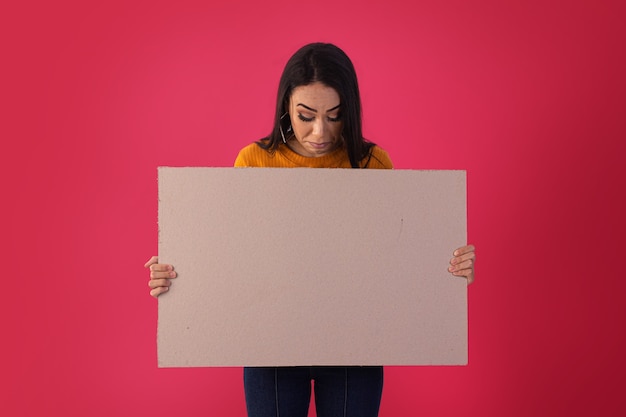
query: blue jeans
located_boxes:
[244,366,383,417]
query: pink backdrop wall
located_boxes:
[3,0,625,416]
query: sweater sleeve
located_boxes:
[366,146,394,169]
[233,143,257,167]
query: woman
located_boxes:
[145,42,476,417]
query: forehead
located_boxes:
[290,82,340,107]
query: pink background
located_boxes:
[2,0,624,416]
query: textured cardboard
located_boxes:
[157,167,467,367]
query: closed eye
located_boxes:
[297,113,342,123]
[297,113,314,122]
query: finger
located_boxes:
[450,253,474,266]
[150,286,170,298]
[450,266,475,284]
[150,269,177,280]
[448,258,474,276]
[148,278,171,290]
[453,244,475,257]
[149,263,174,272]
[451,248,476,266]
[448,263,473,275]
[449,258,474,271]
[144,256,158,268]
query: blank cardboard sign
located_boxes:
[157,168,467,367]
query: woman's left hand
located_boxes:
[448,244,476,284]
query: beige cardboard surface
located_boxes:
[157,167,467,367]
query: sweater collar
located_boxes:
[277,142,349,168]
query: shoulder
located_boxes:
[234,141,271,167]
[365,145,394,169]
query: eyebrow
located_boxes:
[296,103,341,113]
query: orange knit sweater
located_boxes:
[234,142,393,169]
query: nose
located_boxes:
[312,118,325,138]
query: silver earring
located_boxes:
[279,113,292,144]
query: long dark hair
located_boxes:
[258,42,375,168]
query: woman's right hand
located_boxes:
[144,256,177,298]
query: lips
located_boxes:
[308,142,331,149]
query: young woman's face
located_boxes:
[287,82,343,157]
